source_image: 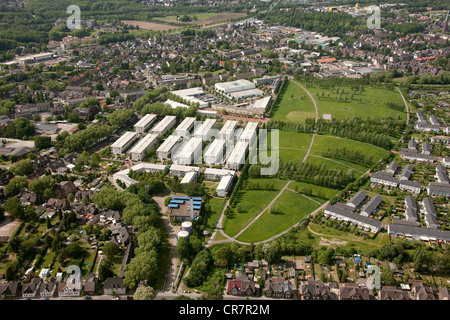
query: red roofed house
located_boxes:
[227,275,256,296]
[318,57,337,64]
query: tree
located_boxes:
[133,286,156,300]
[98,258,115,282]
[123,250,159,289]
[34,136,52,149]
[103,242,120,259]
[6,176,28,196]
[5,197,24,219]
[9,159,33,176]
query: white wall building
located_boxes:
[174,137,203,165]
[219,120,238,141]
[204,168,236,180]
[193,118,217,141]
[110,131,138,155]
[226,140,249,171]
[129,133,159,161]
[215,79,256,94]
[134,113,157,134]
[151,115,177,137]
[174,117,196,137]
[239,121,258,146]
[169,164,200,177]
[156,135,182,160]
[216,174,234,197]
[180,171,198,184]
[204,138,226,165]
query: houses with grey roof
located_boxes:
[404,195,419,222]
[324,204,383,233]
[370,171,399,188]
[346,190,367,210]
[361,195,382,217]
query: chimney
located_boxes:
[189,198,194,220]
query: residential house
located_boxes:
[339,283,373,300]
[103,277,126,295]
[21,277,41,298]
[379,286,410,300]
[300,278,338,300]
[39,278,58,298]
[0,281,21,299]
[411,280,436,300]
[57,278,81,297]
[264,277,295,299]
[83,273,98,296]
[227,275,256,296]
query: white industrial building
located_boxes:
[216,174,234,197]
[239,121,258,146]
[129,133,159,161]
[215,79,264,99]
[193,118,217,141]
[114,163,166,187]
[156,135,181,160]
[204,168,236,181]
[219,120,237,141]
[204,139,226,165]
[151,115,177,136]
[134,113,157,134]
[174,137,203,165]
[110,131,138,155]
[215,79,256,94]
[226,140,249,171]
[169,164,200,177]
[252,96,272,112]
[170,87,208,108]
[164,99,190,109]
[174,117,196,137]
[180,171,198,184]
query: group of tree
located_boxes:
[0,117,35,139]
[62,124,112,153]
[141,101,197,120]
[322,147,374,167]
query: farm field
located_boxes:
[156,12,246,25]
[270,80,316,122]
[223,190,281,238]
[121,20,175,31]
[236,189,320,243]
[303,85,407,120]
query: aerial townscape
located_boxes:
[0,0,449,306]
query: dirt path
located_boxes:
[307,224,382,248]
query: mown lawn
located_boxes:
[270,81,316,122]
[236,189,319,243]
[304,85,406,121]
[223,190,281,238]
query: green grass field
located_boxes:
[304,85,406,120]
[267,130,313,163]
[289,181,340,204]
[223,190,281,237]
[205,198,227,233]
[236,189,319,243]
[271,81,316,122]
[310,135,389,164]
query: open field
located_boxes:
[121,20,175,31]
[303,85,407,120]
[270,80,316,122]
[205,198,227,233]
[310,135,389,164]
[223,190,281,237]
[267,130,313,163]
[157,12,246,25]
[236,189,319,243]
[289,181,340,204]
